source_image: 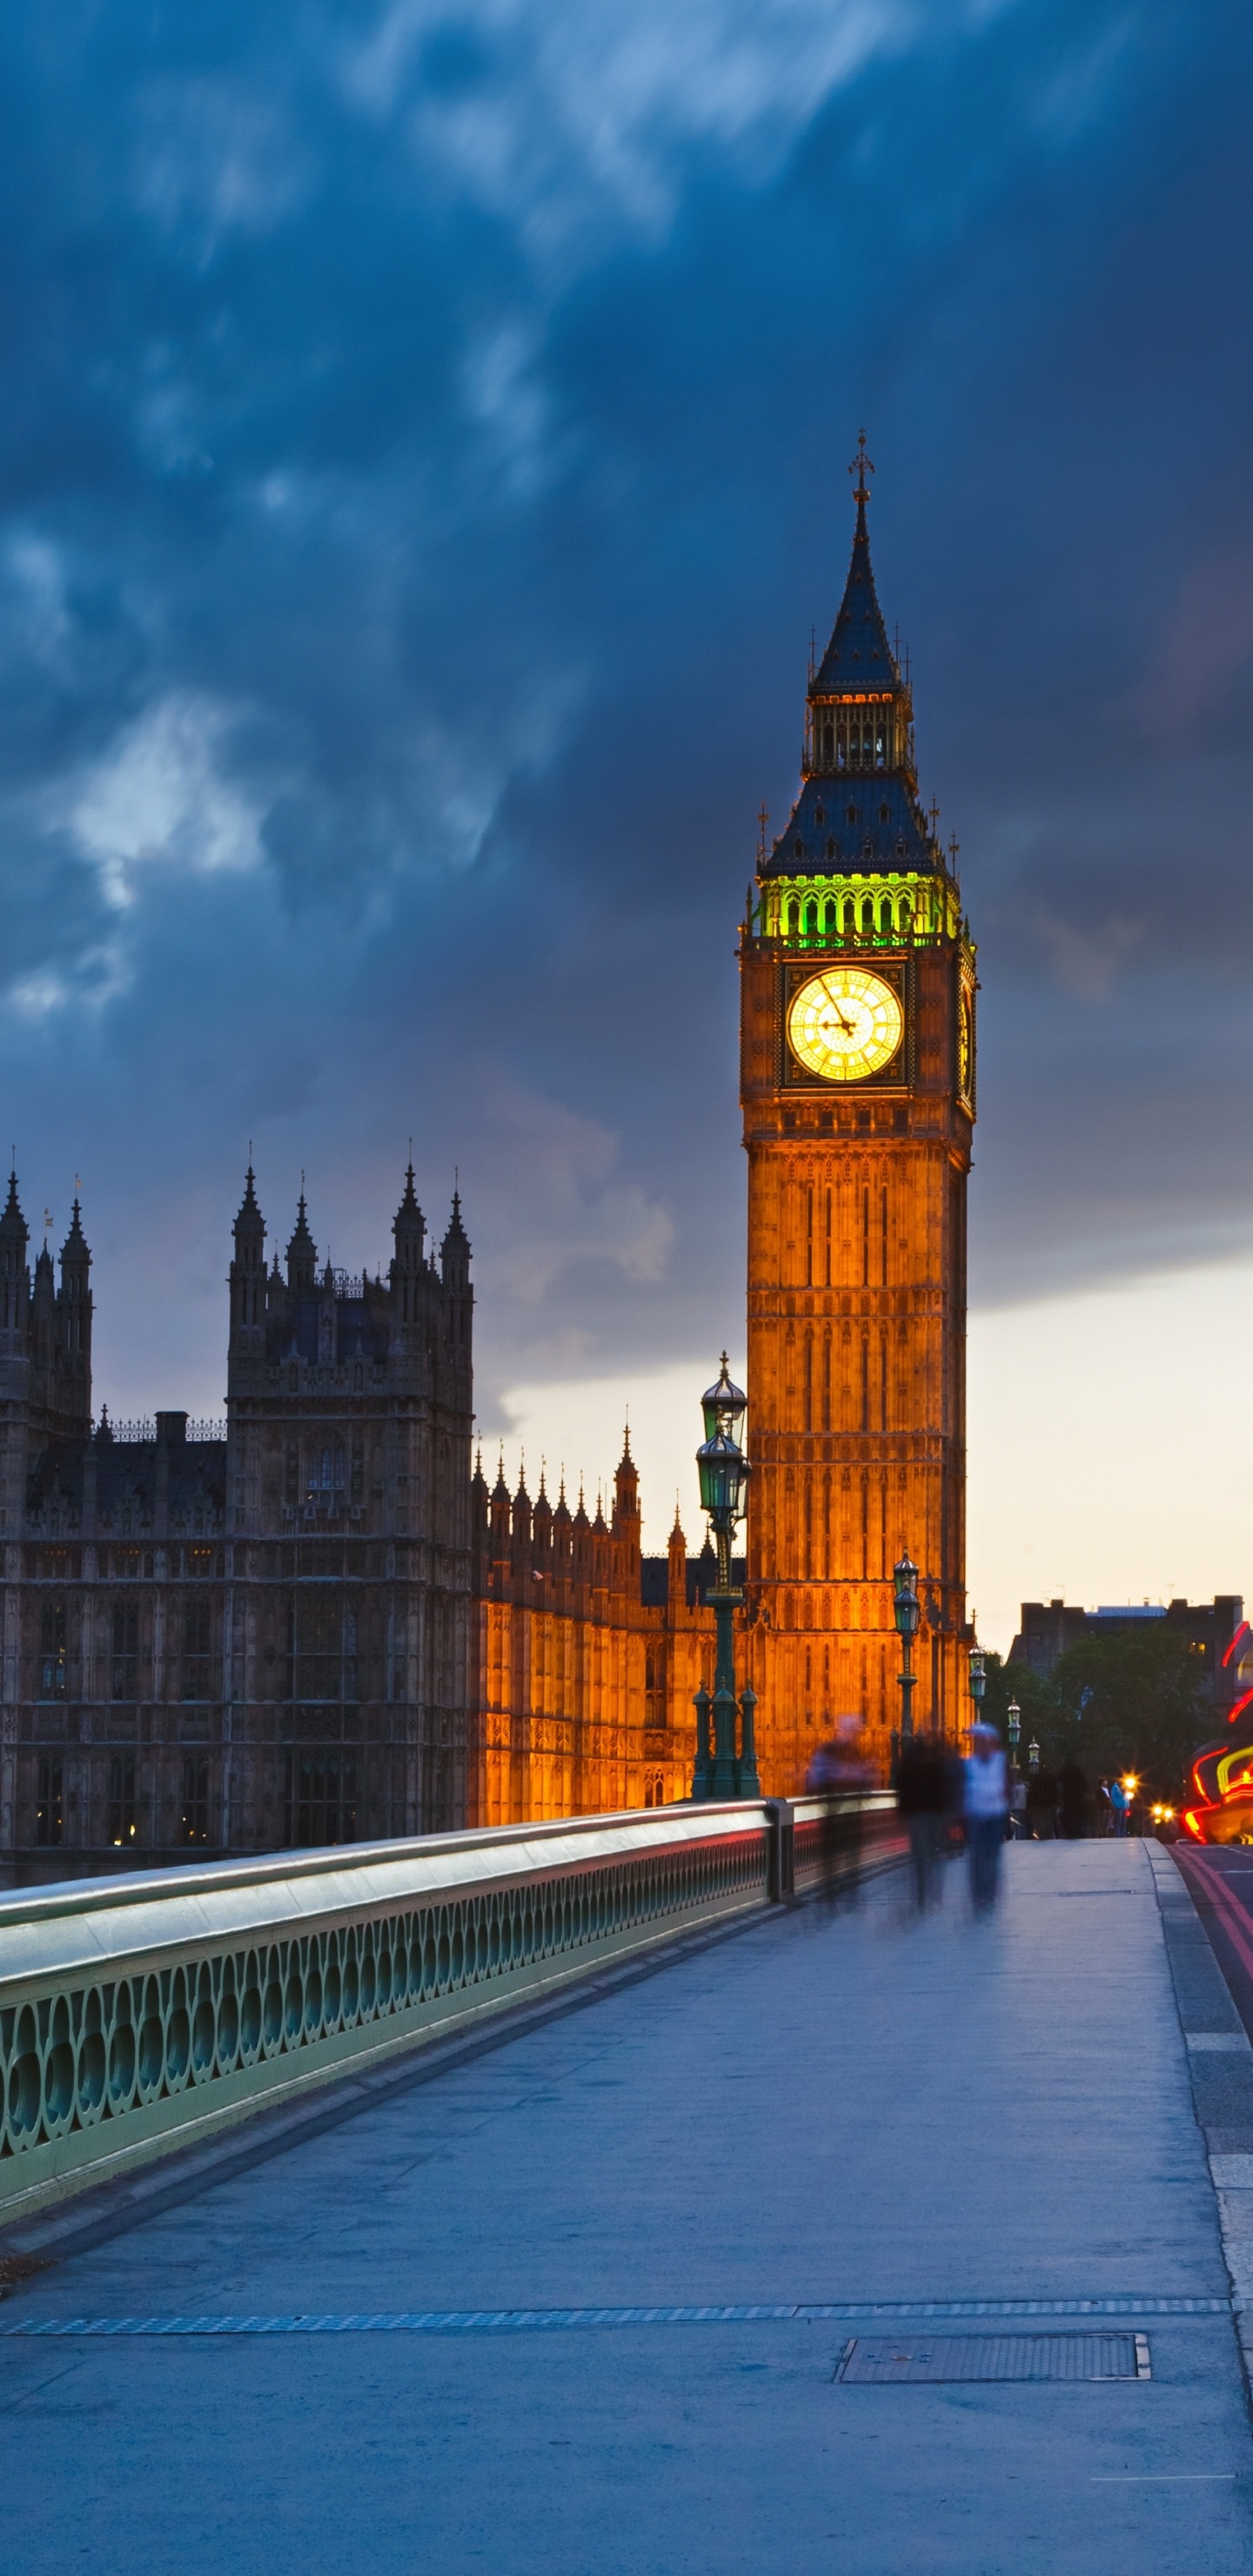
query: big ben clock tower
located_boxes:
[740,440,975,1785]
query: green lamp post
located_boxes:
[691,1356,758,1800]
[893,1553,921,1765]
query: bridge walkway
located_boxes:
[3,1841,1251,2573]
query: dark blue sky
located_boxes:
[1,0,1250,1423]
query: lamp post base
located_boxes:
[690,1686,713,1801]
[702,1590,754,1801]
[737,1684,761,1798]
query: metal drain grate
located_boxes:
[837,2333,1149,2385]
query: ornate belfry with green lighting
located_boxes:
[739,440,976,1784]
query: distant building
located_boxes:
[1008,1596,1247,1721]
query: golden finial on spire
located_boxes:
[849,429,874,504]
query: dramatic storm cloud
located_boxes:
[0,0,1250,1448]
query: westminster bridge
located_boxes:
[1,1802,1252,2573]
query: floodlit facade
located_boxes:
[736,452,976,1783]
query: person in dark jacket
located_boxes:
[896,1731,948,1910]
[1025,1763,1058,1841]
[1058,1763,1088,1839]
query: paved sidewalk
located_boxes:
[3,1841,1250,2573]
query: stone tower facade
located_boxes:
[224,1166,475,1844]
[740,456,976,1785]
[0,1168,474,1875]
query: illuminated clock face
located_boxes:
[787,968,904,1084]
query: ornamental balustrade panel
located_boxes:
[0,1804,794,2222]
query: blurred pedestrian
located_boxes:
[896,1731,948,1910]
[1058,1762,1087,1840]
[941,1739,968,1858]
[965,1720,1009,1911]
[1025,1762,1057,1841]
[806,1714,872,1904]
[1109,1774,1129,1839]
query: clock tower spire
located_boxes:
[740,457,976,1784]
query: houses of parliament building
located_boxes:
[0,464,975,1875]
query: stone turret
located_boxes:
[390,1165,425,1336]
[612,1426,640,1586]
[0,1171,30,1360]
[551,1479,572,1584]
[511,1470,533,1584]
[55,1200,92,1433]
[668,1506,687,1617]
[30,1239,55,1379]
[439,1190,472,1402]
[440,1191,470,1293]
[470,1446,490,1587]
[532,1472,553,1577]
[490,1455,512,1566]
[571,1486,592,1587]
[229,1169,266,1360]
[286,1193,317,1296]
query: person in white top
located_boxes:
[964,1720,1009,1911]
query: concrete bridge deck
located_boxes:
[3,1840,1252,2573]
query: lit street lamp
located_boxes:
[968,1644,986,1733]
[893,1553,921,1762]
[691,1357,758,1801]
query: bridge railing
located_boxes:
[0,1792,900,2225]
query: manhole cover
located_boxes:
[837,2332,1149,2385]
